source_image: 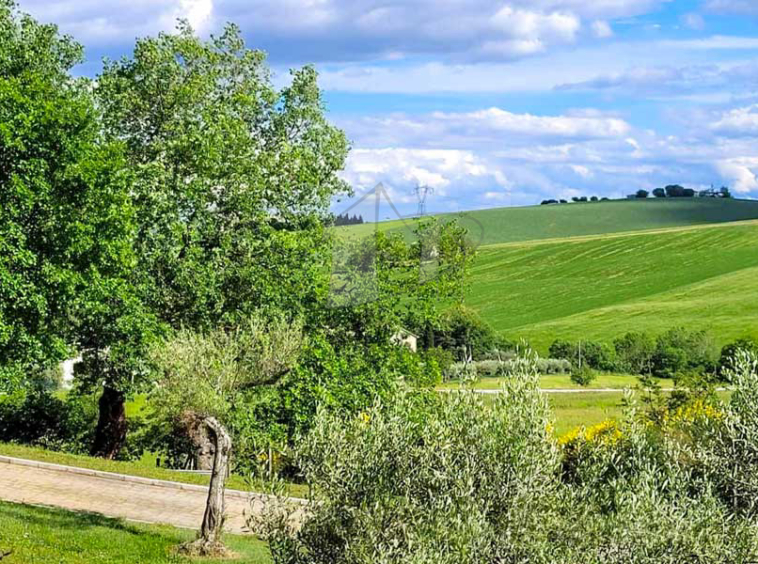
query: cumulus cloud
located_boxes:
[334,102,758,215]
[715,159,758,193]
[710,105,758,137]
[20,0,214,44]
[18,0,672,62]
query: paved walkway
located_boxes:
[0,456,301,533]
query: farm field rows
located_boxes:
[466,218,758,352]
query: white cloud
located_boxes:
[715,159,758,193]
[704,0,758,16]
[20,0,214,43]
[591,20,614,38]
[18,0,674,62]
[710,105,758,136]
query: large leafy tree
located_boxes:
[0,1,139,404]
[89,22,350,456]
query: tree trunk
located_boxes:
[186,418,215,471]
[180,416,232,557]
[91,386,127,459]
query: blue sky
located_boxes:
[18,0,758,218]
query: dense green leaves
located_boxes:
[0,0,137,396]
[96,22,350,330]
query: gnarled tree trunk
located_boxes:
[181,416,232,557]
[186,417,215,471]
[91,386,127,459]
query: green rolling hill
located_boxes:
[466,219,758,351]
[339,198,758,246]
[340,198,758,352]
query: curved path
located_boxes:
[0,456,304,533]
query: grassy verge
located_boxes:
[0,443,309,499]
[0,501,271,563]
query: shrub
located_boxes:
[0,391,98,454]
[260,356,561,564]
[697,351,758,515]
[537,358,572,374]
[571,366,596,387]
[718,337,758,377]
[258,358,758,563]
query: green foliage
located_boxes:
[613,331,655,374]
[97,23,349,331]
[261,356,758,563]
[328,218,475,349]
[549,339,615,371]
[718,336,758,377]
[432,305,508,360]
[421,347,454,379]
[229,336,405,461]
[570,366,597,387]
[263,357,558,564]
[0,0,139,393]
[149,313,304,429]
[0,390,97,453]
[698,351,758,515]
[651,327,717,379]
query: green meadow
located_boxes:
[339,197,758,245]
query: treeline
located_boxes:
[630,185,732,199]
[548,328,756,380]
[333,213,364,225]
[540,196,610,205]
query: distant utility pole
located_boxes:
[414,184,433,217]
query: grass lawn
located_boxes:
[0,501,271,563]
[0,443,309,499]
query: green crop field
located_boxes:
[338,198,758,246]
[466,218,758,352]
[341,199,758,353]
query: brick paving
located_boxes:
[0,459,254,533]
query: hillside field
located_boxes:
[338,197,758,246]
[341,198,758,352]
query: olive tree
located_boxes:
[150,313,304,556]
